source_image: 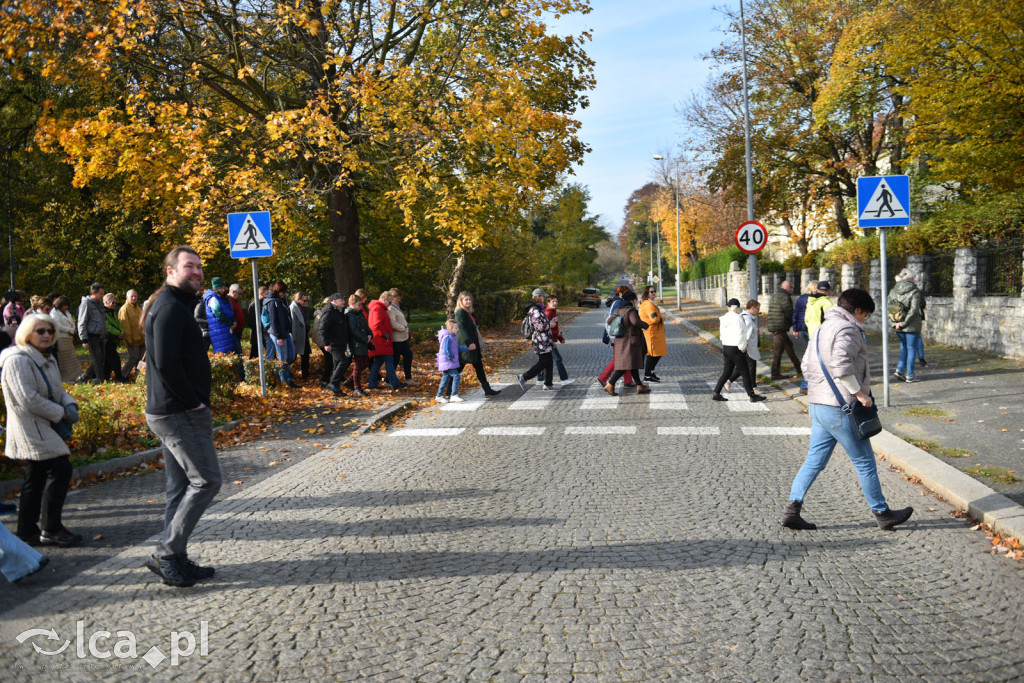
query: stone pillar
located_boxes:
[869,259,882,308]
[817,266,836,292]
[787,271,799,292]
[761,274,772,298]
[907,254,928,294]
[728,261,746,303]
[953,248,977,311]
[841,263,860,293]
[800,268,816,293]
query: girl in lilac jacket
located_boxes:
[435,320,474,403]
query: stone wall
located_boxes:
[680,248,1024,359]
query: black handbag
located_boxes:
[815,329,882,440]
[36,365,74,442]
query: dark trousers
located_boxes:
[729,356,758,388]
[644,355,662,376]
[17,456,72,537]
[770,330,802,376]
[80,334,106,382]
[329,348,351,386]
[392,340,413,380]
[609,368,641,386]
[319,346,333,383]
[714,345,755,397]
[103,337,125,381]
[459,359,493,392]
[249,328,260,359]
[298,350,310,379]
[522,352,553,386]
[350,355,368,390]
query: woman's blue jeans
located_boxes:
[789,403,888,512]
[267,334,295,382]
[368,354,402,389]
[896,331,920,378]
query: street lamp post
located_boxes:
[655,223,663,300]
[739,0,758,302]
[653,154,681,309]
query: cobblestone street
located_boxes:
[2,307,1022,681]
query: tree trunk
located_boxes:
[328,184,364,295]
[444,252,467,317]
[832,188,852,239]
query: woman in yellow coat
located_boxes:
[638,286,667,383]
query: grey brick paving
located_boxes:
[1,306,1022,681]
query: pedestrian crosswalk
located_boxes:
[388,424,805,438]
[437,381,767,413]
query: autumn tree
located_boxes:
[533,184,606,288]
[3,0,593,295]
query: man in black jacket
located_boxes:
[143,246,220,588]
[321,293,352,396]
[767,279,801,380]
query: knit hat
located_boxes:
[211,277,226,290]
[621,291,638,302]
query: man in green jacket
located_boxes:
[888,270,925,382]
[767,280,801,380]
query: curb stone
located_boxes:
[662,306,1024,544]
[349,399,415,437]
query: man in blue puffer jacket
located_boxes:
[203,277,237,354]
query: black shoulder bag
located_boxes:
[815,329,882,440]
[36,365,74,442]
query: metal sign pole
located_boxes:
[739,0,758,302]
[251,259,267,397]
[879,227,890,408]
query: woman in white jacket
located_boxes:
[2,314,82,547]
[712,299,765,403]
[727,300,762,393]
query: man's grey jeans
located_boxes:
[145,406,222,560]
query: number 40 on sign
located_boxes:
[735,220,768,254]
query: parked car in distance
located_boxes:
[577,288,602,307]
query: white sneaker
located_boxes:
[724,380,732,393]
[560,378,575,385]
[435,396,448,404]
[449,395,464,402]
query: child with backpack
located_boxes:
[436,319,475,403]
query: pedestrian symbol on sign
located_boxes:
[231,215,270,252]
[858,179,908,222]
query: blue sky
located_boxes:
[552,1,731,237]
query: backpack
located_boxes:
[608,314,626,338]
[260,302,271,329]
[520,314,533,339]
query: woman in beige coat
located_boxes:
[2,314,82,547]
[49,296,81,383]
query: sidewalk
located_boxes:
[667,299,1024,542]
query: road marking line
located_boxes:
[704,380,770,412]
[388,428,465,437]
[479,426,547,436]
[509,384,561,410]
[742,426,811,435]
[580,382,618,410]
[657,426,721,435]
[440,385,506,412]
[649,382,689,410]
[564,426,637,435]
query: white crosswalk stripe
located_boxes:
[649,381,689,410]
[564,426,637,435]
[439,385,506,411]
[704,380,770,412]
[508,383,562,410]
[479,426,547,436]
[741,426,811,436]
[580,382,618,410]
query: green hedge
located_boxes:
[681,246,746,282]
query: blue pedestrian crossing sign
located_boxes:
[228,211,273,258]
[857,175,910,228]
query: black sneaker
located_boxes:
[712,393,728,402]
[918,357,928,367]
[643,375,661,383]
[893,370,906,381]
[483,389,501,397]
[649,373,661,382]
[146,554,196,587]
[749,394,767,402]
[39,527,83,547]
[180,556,215,581]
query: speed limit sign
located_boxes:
[735,220,768,254]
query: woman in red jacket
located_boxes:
[366,292,406,391]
